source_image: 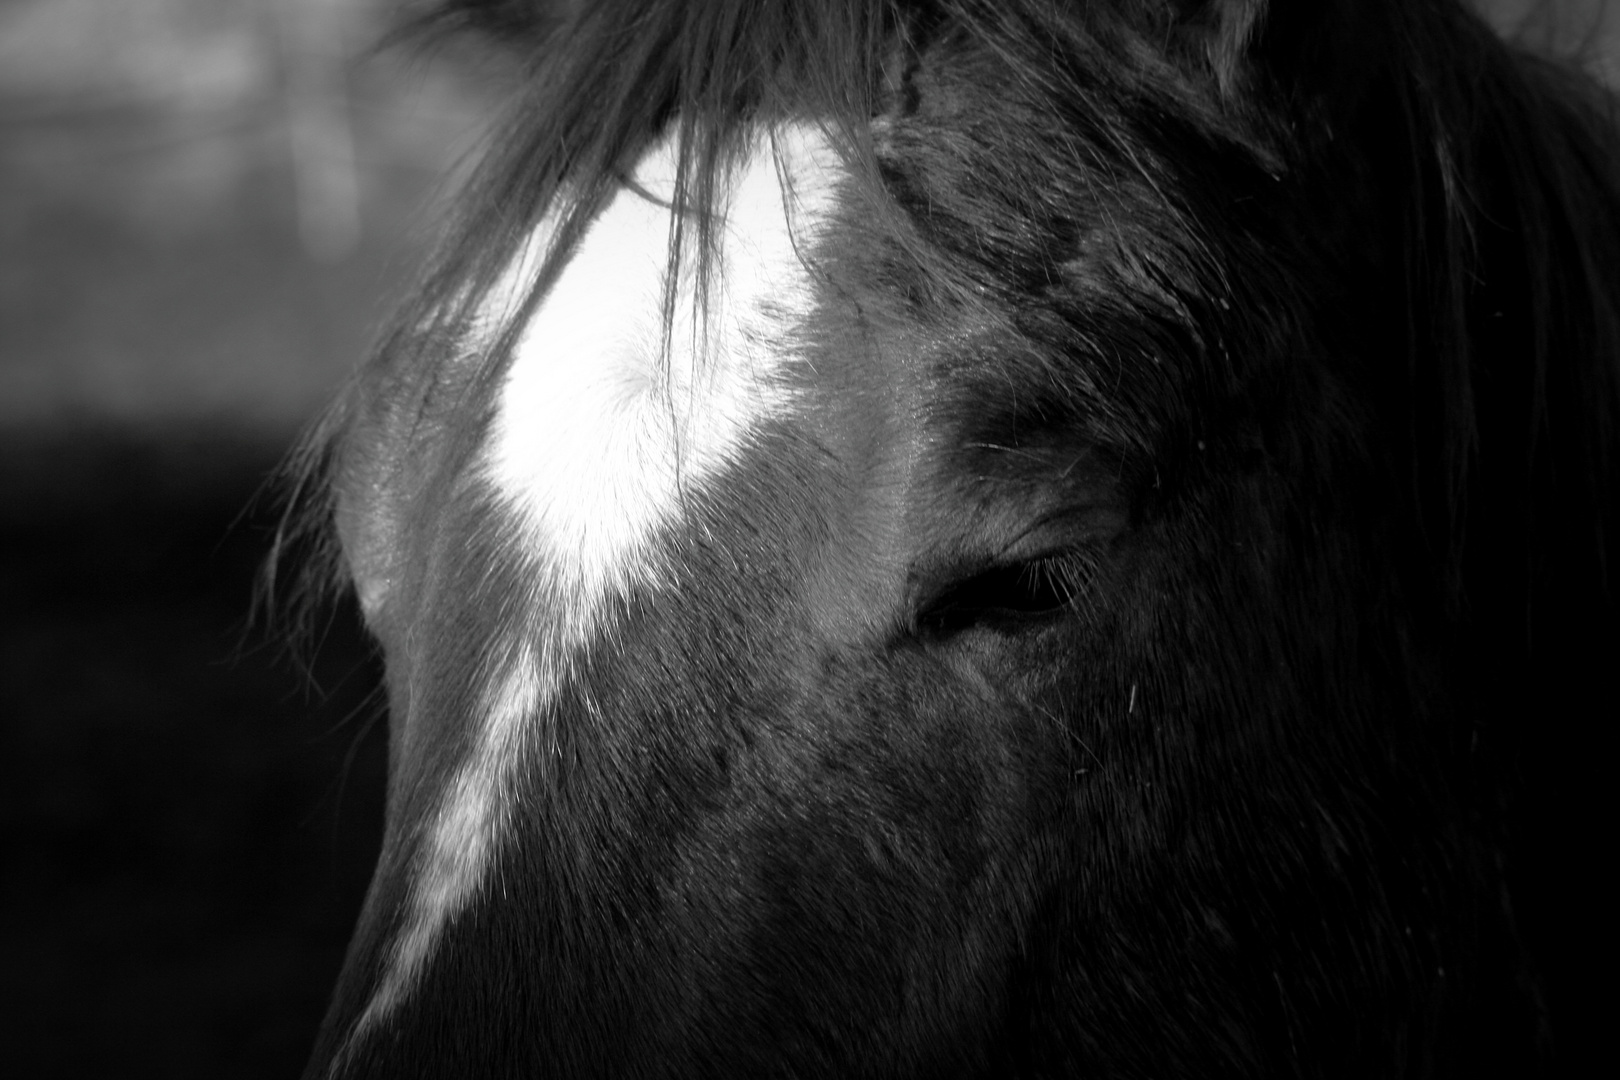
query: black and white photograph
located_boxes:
[2,1,1612,1075]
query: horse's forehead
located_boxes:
[484,122,846,624]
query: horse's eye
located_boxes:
[915,553,1092,637]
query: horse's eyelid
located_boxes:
[913,548,1096,637]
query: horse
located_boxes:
[287,0,1618,1074]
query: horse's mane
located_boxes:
[1389,8,1620,609]
[269,0,1620,660]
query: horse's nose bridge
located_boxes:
[792,417,921,647]
[309,123,868,1053]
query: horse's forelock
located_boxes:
[385,0,1291,404]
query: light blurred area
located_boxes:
[0,0,507,433]
[1485,0,1620,84]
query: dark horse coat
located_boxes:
[291,1,1617,1075]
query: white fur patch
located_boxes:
[344,649,540,1048]
[342,122,843,1051]
[489,124,839,614]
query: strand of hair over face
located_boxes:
[396,0,918,403]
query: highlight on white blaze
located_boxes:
[341,121,844,1053]
[490,121,841,623]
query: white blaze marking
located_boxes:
[345,122,843,1048]
[343,649,541,1048]
[491,124,836,625]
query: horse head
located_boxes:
[296,2,1618,1074]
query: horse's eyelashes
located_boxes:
[915,551,1094,638]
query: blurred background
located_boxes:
[0,1,509,1075]
[0,1,1613,1076]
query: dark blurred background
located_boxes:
[0,1,1612,1077]
[0,1,509,1074]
